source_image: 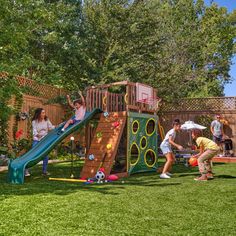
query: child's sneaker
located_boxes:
[57,128,64,135]
[194,175,208,181]
[206,173,214,179]
[160,173,171,179]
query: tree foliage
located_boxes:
[0,0,235,99]
[0,73,22,146]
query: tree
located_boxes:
[0,0,235,100]
[118,0,236,99]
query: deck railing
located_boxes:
[86,81,158,113]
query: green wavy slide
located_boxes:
[8,108,102,184]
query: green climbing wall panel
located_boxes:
[127,112,158,174]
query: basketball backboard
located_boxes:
[136,82,153,102]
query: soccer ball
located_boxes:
[95,171,105,181]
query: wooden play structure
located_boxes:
[7,79,162,184]
[80,81,161,179]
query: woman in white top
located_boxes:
[25,108,55,177]
[159,119,183,179]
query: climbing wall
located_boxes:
[127,112,158,174]
[80,112,127,179]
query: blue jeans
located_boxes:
[32,140,48,173]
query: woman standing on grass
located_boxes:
[25,108,55,177]
[159,119,183,179]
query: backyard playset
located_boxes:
[8,81,161,184]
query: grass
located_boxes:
[0,161,236,236]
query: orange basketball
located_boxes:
[189,157,198,167]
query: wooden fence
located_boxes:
[8,94,65,142]
[6,75,66,142]
[17,76,65,99]
[161,97,236,155]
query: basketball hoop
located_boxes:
[137,97,162,111]
[135,83,161,111]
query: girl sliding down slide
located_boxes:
[59,92,86,133]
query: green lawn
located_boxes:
[0,161,235,236]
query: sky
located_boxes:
[205,0,236,96]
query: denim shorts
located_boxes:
[72,118,81,124]
[213,135,222,144]
[70,115,80,124]
[160,143,172,155]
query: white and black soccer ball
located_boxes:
[95,171,105,181]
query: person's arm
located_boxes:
[32,121,38,136]
[210,126,214,135]
[47,119,55,130]
[210,122,214,135]
[192,144,204,158]
[168,136,183,150]
[221,123,225,137]
[32,121,40,140]
[79,91,86,107]
[66,95,75,109]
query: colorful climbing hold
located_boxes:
[96,132,103,138]
[88,154,95,161]
[112,121,120,128]
[103,112,109,118]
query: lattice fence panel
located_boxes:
[162,97,236,112]
[16,76,66,99]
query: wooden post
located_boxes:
[126,85,129,112]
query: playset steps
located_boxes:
[80,112,127,179]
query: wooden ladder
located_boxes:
[80,112,126,179]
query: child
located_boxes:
[60,92,86,132]
[191,129,220,181]
[159,119,183,179]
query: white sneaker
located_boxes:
[160,173,171,179]
[25,170,30,177]
[166,172,172,176]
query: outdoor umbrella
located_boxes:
[181,120,206,130]
[181,121,207,147]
